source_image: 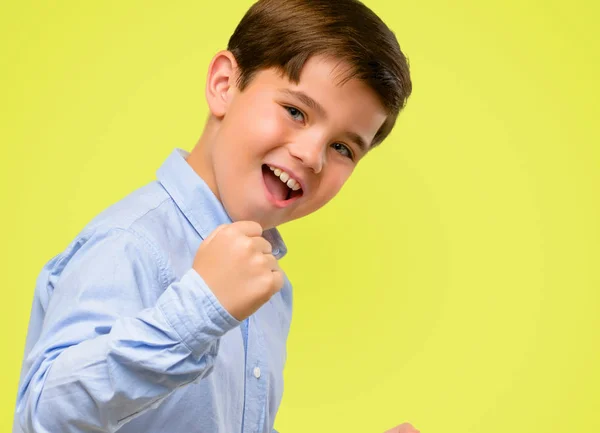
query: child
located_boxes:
[13,1,416,432]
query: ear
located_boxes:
[205,50,238,118]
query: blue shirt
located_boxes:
[13,149,292,433]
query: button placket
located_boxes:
[243,314,270,433]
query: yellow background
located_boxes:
[2,1,598,432]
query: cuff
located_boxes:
[157,268,241,357]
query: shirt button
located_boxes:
[253,367,261,379]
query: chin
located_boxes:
[222,197,267,227]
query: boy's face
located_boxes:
[196,54,387,230]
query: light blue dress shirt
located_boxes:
[13,149,292,433]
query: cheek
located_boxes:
[254,107,288,145]
[233,100,288,147]
[315,166,354,204]
[327,170,352,196]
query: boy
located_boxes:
[13,0,416,432]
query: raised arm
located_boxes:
[15,228,240,433]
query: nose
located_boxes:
[287,137,325,174]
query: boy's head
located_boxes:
[188,0,412,230]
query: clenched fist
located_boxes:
[384,422,420,433]
[193,221,284,321]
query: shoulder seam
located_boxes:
[96,195,172,291]
[123,196,172,290]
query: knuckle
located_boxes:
[264,253,275,267]
[254,253,269,267]
[263,239,273,253]
[221,224,234,237]
[238,236,252,251]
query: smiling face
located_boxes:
[189,52,387,230]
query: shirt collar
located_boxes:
[156,148,287,259]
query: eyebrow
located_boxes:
[277,88,371,153]
[345,131,369,154]
[279,89,327,118]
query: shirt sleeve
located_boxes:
[15,228,240,433]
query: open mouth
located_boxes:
[262,164,303,204]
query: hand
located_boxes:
[384,422,420,433]
[193,221,284,321]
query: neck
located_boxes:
[186,116,221,200]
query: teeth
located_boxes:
[267,165,302,192]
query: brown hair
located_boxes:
[227,0,412,148]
